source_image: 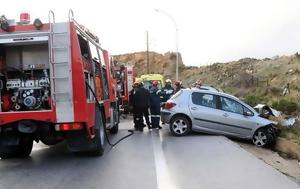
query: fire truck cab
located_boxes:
[0,11,119,158]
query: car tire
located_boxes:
[266,126,277,146]
[169,116,191,136]
[252,128,273,147]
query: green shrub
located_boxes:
[244,95,264,107]
[272,99,299,114]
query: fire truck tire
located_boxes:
[40,138,63,146]
[109,107,119,134]
[91,107,106,156]
[109,123,119,134]
[0,135,33,159]
[0,146,17,159]
[16,136,33,158]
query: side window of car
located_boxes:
[220,96,243,115]
[192,92,216,109]
[243,106,254,116]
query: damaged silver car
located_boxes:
[161,89,279,147]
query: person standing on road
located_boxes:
[160,79,174,102]
[149,81,162,129]
[138,82,151,130]
[131,81,150,131]
[129,81,140,130]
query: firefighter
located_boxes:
[131,80,150,131]
[149,81,162,129]
[174,80,184,93]
[195,79,202,88]
[160,79,174,102]
[129,81,139,130]
[138,82,151,130]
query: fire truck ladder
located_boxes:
[48,11,74,122]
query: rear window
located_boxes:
[192,92,217,109]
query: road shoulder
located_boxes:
[238,141,300,184]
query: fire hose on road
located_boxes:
[86,82,134,148]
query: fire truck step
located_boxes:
[52,76,69,79]
[51,61,69,64]
[52,46,68,50]
[52,32,68,35]
[53,92,70,95]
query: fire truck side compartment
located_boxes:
[0,41,51,112]
[5,43,49,70]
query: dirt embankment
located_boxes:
[113,51,184,81]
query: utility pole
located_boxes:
[146,31,150,74]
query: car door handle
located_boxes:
[222,113,229,117]
[191,107,197,110]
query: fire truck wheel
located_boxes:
[16,136,33,158]
[0,135,33,159]
[109,123,119,134]
[40,138,63,146]
[0,146,18,159]
[91,107,106,156]
[109,107,119,134]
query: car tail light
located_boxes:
[164,102,176,110]
[55,123,83,131]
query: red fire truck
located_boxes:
[0,11,119,158]
[114,64,135,114]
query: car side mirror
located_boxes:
[243,111,253,116]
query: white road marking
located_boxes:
[151,130,177,189]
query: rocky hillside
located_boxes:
[114,52,300,111]
[114,51,185,81]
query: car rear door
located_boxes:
[217,96,256,137]
[189,92,225,133]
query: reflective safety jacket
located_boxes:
[160,85,174,102]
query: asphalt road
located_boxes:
[0,118,299,189]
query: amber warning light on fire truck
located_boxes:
[0,10,120,158]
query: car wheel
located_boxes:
[170,116,191,136]
[252,128,273,147]
[266,126,277,146]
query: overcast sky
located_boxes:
[3,0,300,65]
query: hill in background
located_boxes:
[114,51,185,81]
